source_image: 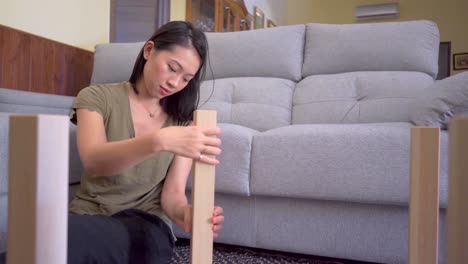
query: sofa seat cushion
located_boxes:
[199,77,295,131]
[251,123,449,207]
[187,123,258,196]
[293,72,434,124]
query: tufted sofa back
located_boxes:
[90,20,440,130]
[294,20,439,125]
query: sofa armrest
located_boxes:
[0,112,83,190]
[410,71,468,129]
[0,113,10,195]
[0,88,75,115]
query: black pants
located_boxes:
[1,209,175,264]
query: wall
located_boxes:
[0,0,110,51]
[286,0,468,76]
[171,0,187,21]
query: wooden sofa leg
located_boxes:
[7,115,69,264]
[447,116,468,264]
[409,127,440,264]
[190,110,217,264]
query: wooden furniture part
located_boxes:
[7,115,69,264]
[190,110,217,264]
[186,0,252,32]
[447,116,468,264]
[408,127,440,264]
[0,25,93,96]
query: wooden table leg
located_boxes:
[409,127,440,264]
[447,116,468,264]
[190,110,217,264]
[7,115,69,264]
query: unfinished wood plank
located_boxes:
[7,115,69,264]
[409,127,440,264]
[190,110,217,264]
[447,116,468,264]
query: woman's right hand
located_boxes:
[155,126,222,165]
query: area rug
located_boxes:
[170,239,346,264]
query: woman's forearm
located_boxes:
[161,191,189,231]
[80,132,162,176]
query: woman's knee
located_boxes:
[68,214,129,264]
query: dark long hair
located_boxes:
[129,21,208,125]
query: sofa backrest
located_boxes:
[204,25,305,81]
[302,20,439,78]
[199,78,296,131]
[199,25,305,131]
[293,71,435,124]
[90,24,306,85]
[90,24,306,132]
[90,20,440,129]
[294,20,440,124]
[91,42,144,85]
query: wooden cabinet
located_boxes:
[186,0,252,32]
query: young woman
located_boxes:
[67,21,224,264]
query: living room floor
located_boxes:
[171,238,383,264]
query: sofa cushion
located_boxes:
[293,72,434,124]
[205,25,305,81]
[250,123,449,207]
[91,24,305,85]
[409,71,468,129]
[91,42,144,85]
[303,20,439,79]
[186,123,258,196]
[199,77,295,131]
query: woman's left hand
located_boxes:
[181,205,224,238]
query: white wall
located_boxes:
[170,0,186,21]
[243,0,287,26]
[0,0,110,51]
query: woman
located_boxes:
[68,21,223,264]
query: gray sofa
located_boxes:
[1,20,468,264]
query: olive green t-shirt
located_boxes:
[69,82,176,236]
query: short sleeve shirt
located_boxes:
[69,82,176,234]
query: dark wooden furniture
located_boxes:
[186,0,252,32]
